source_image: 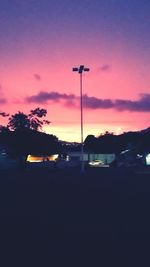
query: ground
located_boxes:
[0,166,150,266]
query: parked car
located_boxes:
[88,160,109,167]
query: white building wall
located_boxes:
[67,152,115,164]
[89,153,115,164]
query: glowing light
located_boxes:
[146,154,150,165]
[27,154,58,162]
[88,160,104,166]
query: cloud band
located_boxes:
[25,91,150,112]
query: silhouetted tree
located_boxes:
[0,108,54,169]
[8,108,50,131]
[84,130,150,154]
[84,135,98,152]
[8,112,30,131]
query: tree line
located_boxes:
[1,108,150,166]
[84,129,150,154]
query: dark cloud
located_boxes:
[0,111,9,117]
[99,64,111,72]
[83,93,150,112]
[114,94,150,112]
[25,91,150,112]
[26,91,76,104]
[34,74,42,81]
[83,95,113,109]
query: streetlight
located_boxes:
[72,65,90,172]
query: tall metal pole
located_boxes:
[72,65,90,173]
[80,71,84,172]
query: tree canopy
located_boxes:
[84,129,150,154]
[7,108,50,131]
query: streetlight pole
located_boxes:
[72,65,90,173]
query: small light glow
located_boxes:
[120,149,130,155]
[88,160,103,166]
[66,155,70,161]
[146,154,150,165]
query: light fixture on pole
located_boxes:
[72,65,90,173]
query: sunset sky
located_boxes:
[0,0,150,141]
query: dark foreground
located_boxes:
[0,166,150,266]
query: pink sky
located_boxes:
[0,1,150,141]
[1,53,150,142]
